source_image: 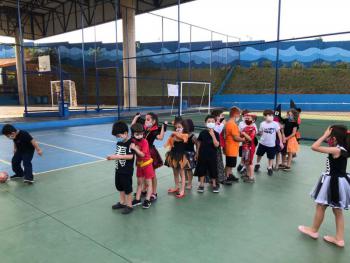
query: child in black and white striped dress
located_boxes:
[298,125,350,248]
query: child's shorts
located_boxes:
[256,144,276,160]
[194,158,218,179]
[115,172,133,195]
[136,163,155,179]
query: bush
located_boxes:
[262,60,272,68]
[250,62,258,69]
[335,62,350,69]
[312,62,331,68]
[291,61,304,69]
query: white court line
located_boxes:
[67,133,115,143]
[37,141,105,160]
[34,159,106,175]
[0,159,11,166]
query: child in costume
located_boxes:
[298,126,350,248]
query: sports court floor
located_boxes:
[0,122,349,263]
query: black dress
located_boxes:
[145,126,163,170]
[311,146,350,209]
[165,140,190,169]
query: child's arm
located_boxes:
[241,132,251,141]
[107,154,134,160]
[285,127,297,141]
[311,127,341,157]
[209,129,220,148]
[156,121,168,140]
[233,134,245,142]
[195,141,201,160]
[172,132,188,142]
[131,114,141,126]
[277,130,284,149]
[31,139,43,156]
[130,143,145,158]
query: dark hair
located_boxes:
[174,119,189,133]
[146,112,159,126]
[241,109,250,116]
[229,106,240,117]
[131,123,144,134]
[211,109,223,118]
[296,108,302,113]
[1,124,16,135]
[263,109,274,116]
[330,125,350,152]
[112,121,128,136]
[173,116,183,125]
[185,119,195,133]
[205,114,216,122]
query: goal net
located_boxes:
[179,81,211,116]
[50,80,77,107]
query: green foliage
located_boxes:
[250,62,258,69]
[291,61,304,69]
[335,62,350,69]
[262,60,272,68]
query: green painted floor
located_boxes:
[0,145,349,263]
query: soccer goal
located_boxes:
[179,81,211,116]
[50,80,77,107]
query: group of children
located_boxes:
[2,106,350,248]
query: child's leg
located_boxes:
[332,208,345,241]
[179,169,186,195]
[287,152,293,167]
[119,191,126,205]
[136,177,144,200]
[152,177,157,195]
[267,159,273,169]
[22,152,34,181]
[199,176,205,187]
[11,152,24,177]
[186,170,193,189]
[248,164,254,178]
[225,166,232,177]
[256,155,262,164]
[125,193,133,208]
[145,179,153,201]
[311,204,327,232]
[173,168,180,189]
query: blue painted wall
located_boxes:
[212,94,350,111]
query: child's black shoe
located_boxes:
[112,202,126,210]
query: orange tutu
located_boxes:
[287,136,299,153]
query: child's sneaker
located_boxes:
[10,174,23,180]
[239,166,246,174]
[267,168,273,176]
[237,164,243,173]
[227,174,239,182]
[282,166,291,171]
[142,199,151,209]
[121,206,133,215]
[23,179,34,184]
[220,179,232,185]
[197,186,205,193]
[150,193,158,202]
[112,202,126,210]
[212,185,220,193]
[243,177,255,183]
[254,164,260,172]
[132,199,142,207]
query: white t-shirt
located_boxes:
[238,121,258,132]
[259,121,280,147]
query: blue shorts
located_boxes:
[256,144,276,160]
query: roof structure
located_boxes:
[0,0,193,40]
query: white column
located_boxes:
[14,31,27,105]
[121,2,137,107]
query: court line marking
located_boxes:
[37,141,105,160]
[66,133,115,143]
[34,159,107,175]
[0,159,11,166]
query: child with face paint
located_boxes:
[298,126,350,248]
[129,123,155,209]
[132,112,167,201]
[1,124,43,184]
[281,109,300,171]
[107,121,135,215]
[240,114,257,183]
[164,119,190,198]
[195,115,221,193]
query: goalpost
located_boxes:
[179,81,211,116]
